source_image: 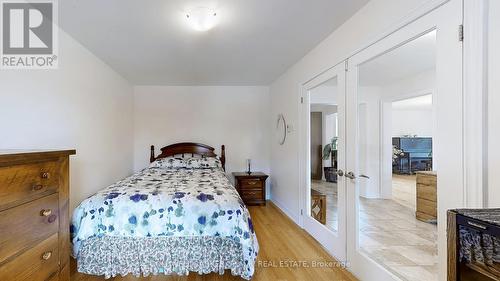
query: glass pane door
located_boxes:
[357,30,438,281]
[346,1,463,280]
[302,62,346,262]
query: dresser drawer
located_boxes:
[416,183,437,202]
[0,193,59,265]
[416,198,437,217]
[0,233,59,281]
[241,189,263,200]
[416,174,436,186]
[240,178,263,189]
[0,161,60,211]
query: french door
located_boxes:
[301,62,347,262]
[345,0,463,280]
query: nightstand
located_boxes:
[232,172,268,206]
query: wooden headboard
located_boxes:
[150,142,226,171]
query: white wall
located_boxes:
[380,68,436,99]
[358,87,382,198]
[310,85,338,104]
[488,0,500,207]
[0,31,134,211]
[392,108,433,136]
[133,86,271,197]
[384,70,436,140]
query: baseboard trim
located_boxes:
[269,198,300,225]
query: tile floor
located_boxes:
[311,175,438,281]
[359,196,438,281]
[392,174,417,211]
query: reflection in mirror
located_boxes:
[309,76,339,232]
[357,30,437,281]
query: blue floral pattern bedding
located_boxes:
[71,166,259,279]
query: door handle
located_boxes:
[336,169,344,177]
[345,172,370,179]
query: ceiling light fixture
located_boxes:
[185,7,218,32]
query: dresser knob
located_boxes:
[41,209,52,217]
[42,251,52,260]
[48,214,57,223]
[32,184,44,191]
[41,172,50,179]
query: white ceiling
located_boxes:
[59,0,369,85]
[359,30,436,86]
[392,94,433,110]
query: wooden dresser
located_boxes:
[232,172,268,206]
[416,171,437,223]
[0,150,75,281]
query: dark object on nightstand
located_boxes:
[232,172,268,206]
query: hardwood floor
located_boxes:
[71,202,356,281]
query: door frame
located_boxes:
[462,0,488,208]
[298,61,347,262]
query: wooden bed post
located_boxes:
[148,143,225,168]
[221,145,226,171]
[150,145,155,163]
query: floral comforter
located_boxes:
[71,167,259,279]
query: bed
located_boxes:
[70,143,259,280]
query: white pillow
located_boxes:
[150,157,187,169]
[186,157,222,169]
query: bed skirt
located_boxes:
[76,236,251,280]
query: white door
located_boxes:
[345,0,463,280]
[300,62,347,262]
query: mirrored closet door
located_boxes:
[301,62,347,262]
